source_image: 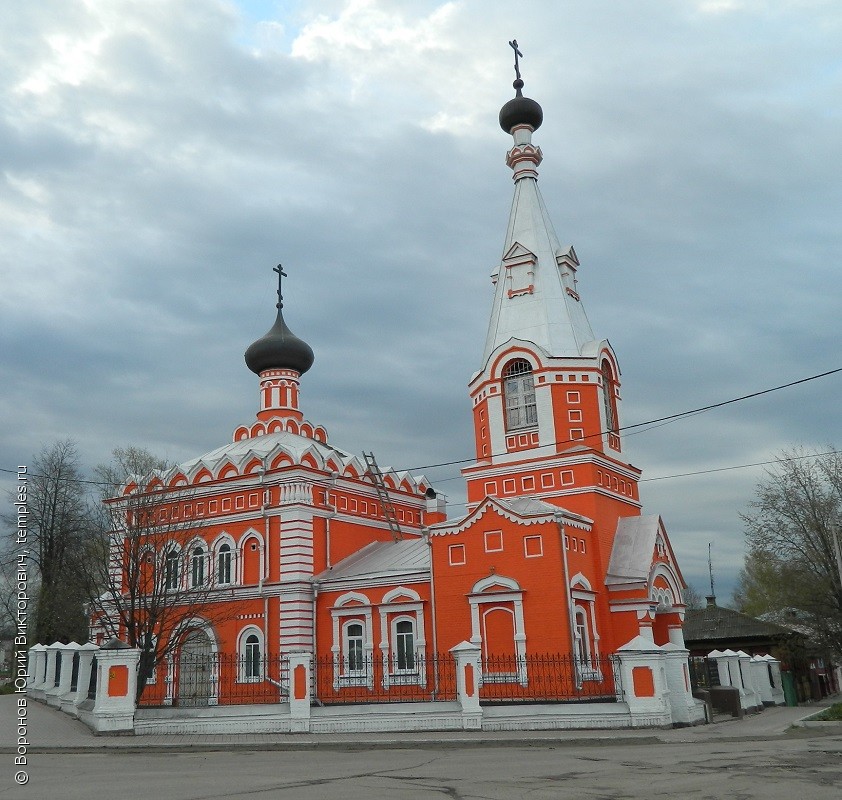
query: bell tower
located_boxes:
[463,44,640,522]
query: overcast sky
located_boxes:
[2,0,840,601]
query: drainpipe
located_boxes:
[424,528,439,699]
[311,579,320,705]
[259,466,269,587]
[325,471,339,570]
[556,515,580,689]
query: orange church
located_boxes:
[91,63,690,716]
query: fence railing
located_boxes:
[688,657,721,691]
[136,651,623,707]
[137,653,290,707]
[313,652,458,704]
[477,653,620,703]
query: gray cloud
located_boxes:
[2,0,841,602]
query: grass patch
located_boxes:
[0,683,16,696]
[812,703,842,721]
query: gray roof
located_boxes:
[683,602,799,644]
[314,537,430,585]
[605,515,661,585]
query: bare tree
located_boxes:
[740,447,842,654]
[82,447,236,701]
[681,583,705,611]
[1,440,90,644]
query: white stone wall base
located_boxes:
[79,709,135,733]
[125,700,672,735]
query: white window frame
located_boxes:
[503,359,538,430]
[190,545,206,588]
[468,575,527,686]
[330,594,373,690]
[237,627,264,683]
[164,548,181,591]
[570,574,602,681]
[217,543,233,585]
[378,588,426,689]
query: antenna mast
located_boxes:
[708,542,715,599]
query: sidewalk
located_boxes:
[1,694,838,754]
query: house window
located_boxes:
[244,634,261,680]
[393,619,415,671]
[190,547,204,587]
[503,359,537,430]
[165,550,180,590]
[344,622,365,673]
[217,543,232,584]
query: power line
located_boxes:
[431,448,842,513]
[639,449,841,483]
[1,367,839,491]
[404,367,842,473]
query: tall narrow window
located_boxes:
[345,622,364,673]
[244,634,261,680]
[190,547,204,587]
[601,360,617,433]
[574,607,592,668]
[394,620,415,671]
[503,359,537,430]
[217,543,232,584]
[165,550,180,591]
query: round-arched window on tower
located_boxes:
[503,359,537,430]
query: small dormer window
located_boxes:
[503,359,537,430]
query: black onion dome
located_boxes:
[244,308,315,375]
[499,78,543,133]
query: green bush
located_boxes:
[813,703,842,721]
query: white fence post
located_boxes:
[287,651,312,733]
[614,636,672,728]
[450,641,483,730]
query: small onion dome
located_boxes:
[499,78,543,133]
[244,308,315,376]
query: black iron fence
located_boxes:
[688,657,721,691]
[313,652,458,704]
[137,652,289,707]
[137,651,624,708]
[477,653,620,703]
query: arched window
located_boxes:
[165,550,180,591]
[601,360,617,433]
[344,622,365,673]
[503,359,537,430]
[190,547,204,587]
[244,634,261,680]
[574,607,592,668]
[394,619,415,671]
[217,543,232,585]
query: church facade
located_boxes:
[91,67,691,717]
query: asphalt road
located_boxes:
[3,733,841,799]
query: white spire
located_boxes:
[481,123,596,366]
